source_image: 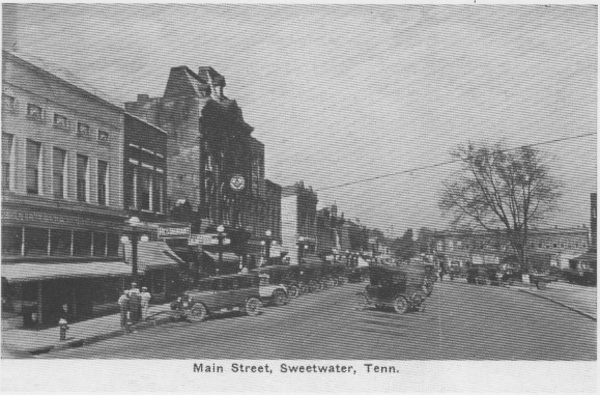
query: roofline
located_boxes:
[3,50,124,113]
[124,112,168,136]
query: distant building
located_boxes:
[281,181,318,265]
[434,226,590,270]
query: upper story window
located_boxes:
[53,147,67,199]
[3,94,15,109]
[77,122,90,137]
[53,114,68,129]
[77,154,89,202]
[27,103,42,120]
[97,160,108,206]
[98,130,109,142]
[26,139,41,195]
[2,133,14,190]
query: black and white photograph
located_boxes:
[1,1,597,392]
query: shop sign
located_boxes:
[270,245,281,258]
[189,233,218,246]
[2,209,104,228]
[157,225,191,239]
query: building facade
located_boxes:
[434,226,590,270]
[281,181,318,265]
[125,66,278,274]
[1,51,128,326]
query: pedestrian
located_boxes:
[118,291,130,332]
[140,287,152,321]
[128,283,141,322]
[438,265,444,282]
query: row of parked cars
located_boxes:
[463,265,558,290]
[169,263,354,322]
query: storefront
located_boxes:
[1,196,128,327]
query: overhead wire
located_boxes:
[314,132,596,192]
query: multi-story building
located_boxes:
[316,204,344,260]
[1,51,128,326]
[281,181,318,265]
[434,226,590,270]
[125,66,278,273]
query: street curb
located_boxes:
[517,288,597,321]
[24,313,175,356]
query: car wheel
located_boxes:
[355,293,369,310]
[536,281,547,290]
[394,296,409,314]
[188,304,207,322]
[245,297,262,316]
[287,285,300,298]
[272,289,287,307]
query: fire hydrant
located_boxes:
[59,318,69,341]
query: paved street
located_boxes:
[39,280,596,360]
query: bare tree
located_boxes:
[439,142,562,270]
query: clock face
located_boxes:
[230,175,246,192]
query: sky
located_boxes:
[3,3,597,238]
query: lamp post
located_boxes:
[216,225,227,275]
[121,216,149,284]
[263,229,273,266]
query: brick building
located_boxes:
[434,226,590,270]
[1,51,128,326]
[125,66,280,274]
[281,181,319,265]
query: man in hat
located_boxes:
[140,287,152,321]
[128,283,141,322]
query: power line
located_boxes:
[314,132,596,192]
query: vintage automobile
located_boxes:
[257,272,288,307]
[466,265,498,285]
[323,263,348,286]
[528,272,559,290]
[347,266,370,283]
[169,273,262,322]
[355,265,428,314]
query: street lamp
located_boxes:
[262,229,273,266]
[121,216,149,283]
[216,225,226,275]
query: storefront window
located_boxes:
[50,229,71,256]
[73,230,92,256]
[93,232,107,257]
[25,227,48,256]
[2,226,22,255]
[107,233,120,257]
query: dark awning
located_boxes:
[202,251,240,264]
[2,261,132,283]
[571,251,597,262]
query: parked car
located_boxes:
[170,274,262,322]
[257,273,288,307]
[355,265,428,314]
[466,265,497,285]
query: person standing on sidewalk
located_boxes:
[118,291,130,332]
[140,287,152,321]
[128,283,141,323]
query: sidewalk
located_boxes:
[2,303,175,357]
[445,277,597,320]
[508,280,597,321]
